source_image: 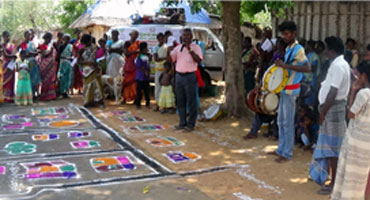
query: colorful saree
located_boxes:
[58,44,73,95]
[123,40,140,102]
[0,60,3,103]
[96,47,107,75]
[15,60,33,105]
[37,44,57,101]
[81,45,104,106]
[73,41,83,91]
[2,43,15,103]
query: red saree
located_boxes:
[2,43,15,103]
[122,40,140,102]
[37,44,57,101]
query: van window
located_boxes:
[192,29,212,50]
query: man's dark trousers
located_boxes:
[175,72,197,128]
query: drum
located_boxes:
[246,88,259,113]
[256,92,279,115]
[247,89,279,116]
[263,65,289,94]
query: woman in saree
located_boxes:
[2,31,16,103]
[122,30,140,104]
[37,32,57,101]
[78,34,104,108]
[72,30,83,94]
[106,30,125,77]
[0,46,4,103]
[58,34,73,98]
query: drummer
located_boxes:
[243,39,285,140]
[242,36,260,93]
[269,21,311,163]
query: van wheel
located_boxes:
[200,69,211,96]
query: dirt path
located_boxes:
[86,94,328,200]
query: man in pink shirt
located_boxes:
[171,28,203,132]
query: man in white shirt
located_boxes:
[309,36,351,195]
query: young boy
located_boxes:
[134,42,151,109]
[271,21,310,163]
[296,108,319,150]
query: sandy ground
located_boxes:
[0,85,330,199]
[84,87,329,200]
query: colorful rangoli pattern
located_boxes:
[163,151,201,163]
[4,141,37,155]
[146,137,184,147]
[68,131,90,138]
[32,134,59,141]
[37,115,69,126]
[21,160,78,180]
[70,140,100,149]
[48,120,79,128]
[129,124,166,132]
[119,116,145,123]
[32,107,68,116]
[3,122,33,130]
[90,156,135,173]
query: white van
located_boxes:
[108,24,224,85]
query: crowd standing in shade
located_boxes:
[241,20,370,199]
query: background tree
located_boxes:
[164,0,292,117]
[56,0,94,34]
[1,0,59,41]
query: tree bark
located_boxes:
[222,1,248,117]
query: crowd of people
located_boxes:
[1,20,370,199]
[242,21,370,199]
[0,27,204,131]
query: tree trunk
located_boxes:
[222,1,248,117]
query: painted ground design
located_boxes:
[0,104,172,199]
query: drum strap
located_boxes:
[285,83,300,90]
[285,43,297,65]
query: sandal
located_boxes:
[243,133,257,140]
[275,156,290,163]
[317,185,333,195]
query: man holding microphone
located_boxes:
[170,28,203,132]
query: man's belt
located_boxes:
[176,71,195,75]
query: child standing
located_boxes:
[158,62,175,114]
[331,61,370,200]
[134,42,151,109]
[15,50,33,106]
[97,38,108,75]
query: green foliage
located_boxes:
[162,0,293,27]
[56,0,94,34]
[0,0,59,40]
